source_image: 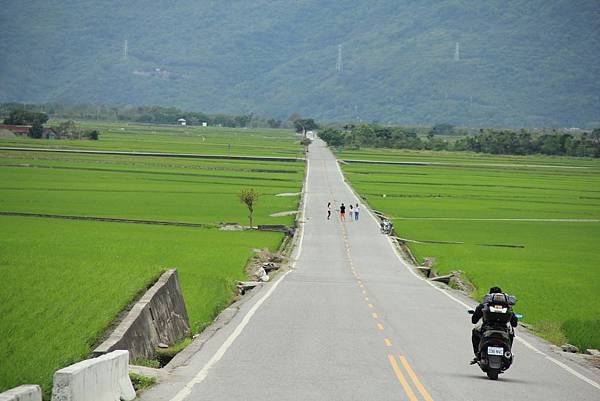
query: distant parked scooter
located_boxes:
[380,219,393,235]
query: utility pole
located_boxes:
[336,44,343,73]
[454,41,460,61]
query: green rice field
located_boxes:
[0,151,303,225]
[0,121,304,158]
[0,126,304,394]
[338,148,600,350]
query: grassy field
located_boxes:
[339,148,600,350]
[0,217,283,393]
[0,121,304,158]
[0,126,304,395]
[0,151,303,226]
[337,147,599,167]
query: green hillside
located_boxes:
[1,0,599,127]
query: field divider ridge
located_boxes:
[0,147,306,162]
[0,211,217,228]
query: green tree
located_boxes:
[293,118,318,138]
[318,128,345,146]
[28,121,43,138]
[238,189,260,228]
[55,120,82,139]
[430,123,455,136]
[589,128,600,156]
[4,109,48,125]
[84,129,100,140]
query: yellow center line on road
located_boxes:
[384,338,392,347]
[400,356,435,401]
[362,290,366,294]
[372,312,379,319]
[388,355,419,401]
[377,323,384,331]
[364,297,369,301]
[368,303,374,308]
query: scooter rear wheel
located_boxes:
[487,368,499,380]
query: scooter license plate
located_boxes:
[488,346,504,356]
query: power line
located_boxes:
[336,44,343,73]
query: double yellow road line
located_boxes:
[388,355,434,401]
[338,202,433,401]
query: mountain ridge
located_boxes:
[1,0,599,127]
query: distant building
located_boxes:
[0,124,31,136]
[43,128,58,139]
[201,122,208,127]
[177,118,187,126]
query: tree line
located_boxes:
[319,125,600,158]
[0,103,293,129]
[2,109,98,140]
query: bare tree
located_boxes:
[238,188,260,228]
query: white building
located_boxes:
[177,118,187,126]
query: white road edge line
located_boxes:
[169,159,310,401]
[334,156,600,391]
[545,357,600,390]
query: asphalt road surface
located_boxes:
[141,139,600,401]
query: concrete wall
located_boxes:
[51,350,134,401]
[258,225,294,236]
[0,385,42,401]
[94,269,190,360]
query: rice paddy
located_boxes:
[0,122,304,158]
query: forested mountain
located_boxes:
[1,1,599,127]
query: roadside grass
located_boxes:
[131,359,161,369]
[129,372,157,392]
[340,148,600,350]
[155,337,193,367]
[0,122,303,158]
[0,216,284,394]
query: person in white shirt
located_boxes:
[354,203,360,221]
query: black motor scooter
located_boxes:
[468,305,522,380]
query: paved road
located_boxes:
[141,139,600,400]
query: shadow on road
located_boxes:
[445,372,532,384]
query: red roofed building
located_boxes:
[0,124,31,136]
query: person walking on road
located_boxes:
[354,203,360,221]
[327,202,331,220]
[340,203,346,221]
[349,204,354,221]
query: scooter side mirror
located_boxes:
[467,309,475,314]
[515,313,523,319]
